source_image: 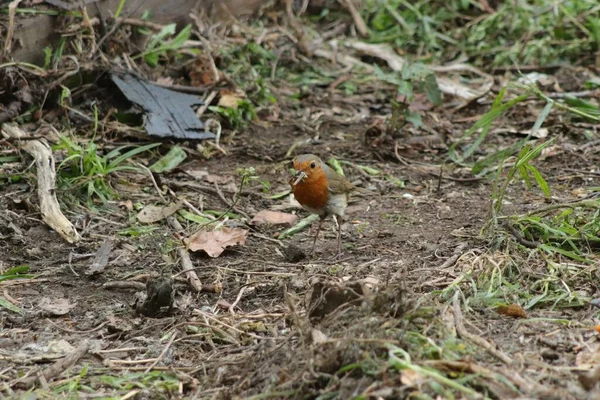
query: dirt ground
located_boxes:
[1,17,600,400]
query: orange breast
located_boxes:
[290,173,329,213]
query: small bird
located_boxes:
[289,154,359,258]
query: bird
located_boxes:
[289,154,360,258]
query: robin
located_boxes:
[289,154,362,258]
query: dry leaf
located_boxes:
[155,76,174,86]
[205,174,237,192]
[576,341,600,368]
[186,227,248,257]
[311,328,328,345]
[39,297,76,316]
[137,202,182,224]
[400,369,425,386]
[495,304,527,318]
[251,210,298,227]
[48,339,75,354]
[218,88,246,109]
[119,200,133,211]
[205,174,234,184]
[185,169,209,180]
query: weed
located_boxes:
[134,24,194,67]
[362,0,600,66]
[374,62,442,128]
[209,99,257,130]
[55,137,160,207]
[0,265,33,314]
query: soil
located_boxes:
[1,69,600,399]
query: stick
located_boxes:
[167,217,202,292]
[16,341,90,388]
[439,243,468,269]
[339,0,368,37]
[452,292,513,364]
[1,124,79,243]
[144,332,177,373]
[3,0,23,57]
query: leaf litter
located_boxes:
[1,0,600,399]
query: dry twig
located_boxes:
[452,292,513,364]
[16,341,90,388]
[167,216,203,292]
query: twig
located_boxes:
[228,286,247,314]
[92,2,149,57]
[46,319,108,334]
[283,0,312,56]
[500,221,539,249]
[196,91,218,118]
[2,0,23,57]
[192,309,279,341]
[439,243,469,269]
[101,281,147,291]
[15,341,90,388]
[213,181,250,219]
[137,162,167,204]
[144,331,177,373]
[452,292,513,364]
[167,216,203,292]
[339,0,368,37]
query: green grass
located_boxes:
[361,0,600,66]
[54,137,160,207]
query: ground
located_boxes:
[2,2,600,400]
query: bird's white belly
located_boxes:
[324,193,348,218]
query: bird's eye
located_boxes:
[310,162,316,169]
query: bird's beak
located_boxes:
[292,169,308,186]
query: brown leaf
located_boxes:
[495,303,527,318]
[137,202,182,224]
[188,55,223,87]
[186,227,248,257]
[251,210,298,227]
[39,297,76,316]
[218,88,246,109]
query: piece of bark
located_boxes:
[1,123,80,243]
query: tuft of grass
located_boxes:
[55,137,160,207]
[135,23,194,67]
[362,0,600,66]
[208,99,257,130]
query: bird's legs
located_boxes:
[310,218,324,257]
[334,215,343,259]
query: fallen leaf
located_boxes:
[39,297,76,316]
[137,202,182,224]
[400,369,425,386]
[495,303,527,318]
[185,169,209,180]
[186,227,248,257]
[154,76,174,86]
[205,174,234,184]
[251,210,298,227]
[150,146,187,173]
[119,200,133,211]
[576,341,600,368]
[311,328,328,345]
[189,55,223,87]
[48,339,75,354]
[205,174,238,192]
[218,88,246,109]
